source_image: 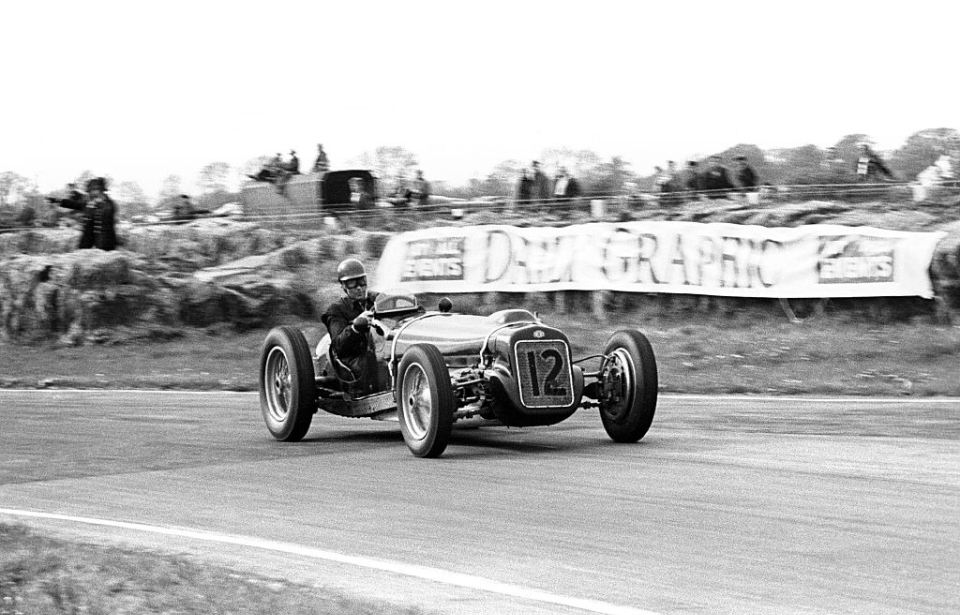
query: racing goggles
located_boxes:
[342,277,367,290]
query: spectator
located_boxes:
[531,161,552,205]
[312,143,330,174]
[249,153,284,183]
[553,166,582,216]
[678,161,703,200]
[515,169,533,205]
[390,175,412,208]
[856,143,896,181]
[412,169,430,207]
[286,150,300,174]
[57,177,118,251]
[351,177,374,209]
[701,155,734,199]
[654,165,672,192]
[733,156,759,192]
[173,194,195,221]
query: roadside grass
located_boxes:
[0,523,430,615]
[2,311,959,397]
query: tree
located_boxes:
[71,170,115,192]
[830,133,873,171]
[115,181,151,218]
[0,171,32,208]
[483,159,523,196]
[350,146,419,190]
[116,180,148,205]
[592,156,635,196]
[889,128,960,181]
[714,144,768,182]
[538,147,603,182]
[197,161,231,194]
[781,144,828,185]
[159,174,183,201]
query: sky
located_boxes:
[2,0,958,198]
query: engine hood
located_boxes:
[386,309,541,362]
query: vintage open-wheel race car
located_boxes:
[258,293,658,457]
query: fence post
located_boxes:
[555,291,568,314]
[591,290,610,323]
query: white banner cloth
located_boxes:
[375,222,946,299]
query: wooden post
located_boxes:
[554,291,568,314]
[592,290,610,324]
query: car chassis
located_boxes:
[259,293,658,457]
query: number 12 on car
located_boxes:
[515,340,575,408]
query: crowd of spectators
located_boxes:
[388,169,431,208]
[514,160,582,208]
[651,155,759,204]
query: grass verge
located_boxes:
[0,523,429,615]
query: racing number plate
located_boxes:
[514,340,574,408]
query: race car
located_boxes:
[258,292,658,457]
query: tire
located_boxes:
[259,326,316,441]
[396,344,455,458]
[599,329,658,443]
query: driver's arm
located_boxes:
[322,310,368,358]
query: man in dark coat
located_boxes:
[677,161,703,200]
[733,156,759,191]
[701,156,735,198]
[531,161,552,206]
[312,143,330,174]
[56,177,118,251]
[553,167,582,200]
[856,143,896,181]
[286,150,300,174]
[321,259,380,390]
[412,169,430,207]
[516,169,533,205]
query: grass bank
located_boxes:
[0,523,429,615]
[2,312,958,397]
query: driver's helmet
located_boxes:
[337,258,366,282]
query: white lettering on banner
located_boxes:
[483,231,578,285]
[817,236,895,284]
[595,227,784,289]
[376,223,946,299]
[400,237,465,282]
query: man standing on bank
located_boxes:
[56,177,119,251]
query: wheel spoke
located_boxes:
[403,365,433,440]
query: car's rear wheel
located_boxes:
[599,329,658,443]
[397,344,455,458]
[259,326,316,441]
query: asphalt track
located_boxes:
[1,390,958,614]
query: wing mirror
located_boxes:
[439,297,452,313]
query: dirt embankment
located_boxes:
[1,201,959,345]
[0,219,392,344]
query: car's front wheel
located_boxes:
[259,326,316,441]
[599,329,658,443]
[397,344,455,458]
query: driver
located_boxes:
[321,259,380,380]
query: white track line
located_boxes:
[0,508,661,615]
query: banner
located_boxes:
[375,222,946,299]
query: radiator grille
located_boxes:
[514,340,574,408]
